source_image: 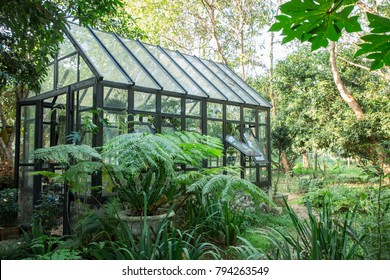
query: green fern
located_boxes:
[187,174,273,206]
[34,144,101,165]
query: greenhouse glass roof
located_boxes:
[65,23,271,108]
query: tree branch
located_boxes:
[338,56,390,80]
[330,42,364,120]
[357,1,378,15]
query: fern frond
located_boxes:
[34,144,101,165]
[63,162,104,193]
[188,174,273,205]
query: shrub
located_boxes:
[0,188,18,227]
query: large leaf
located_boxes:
[270,0,361,50]
[355,13,390,70]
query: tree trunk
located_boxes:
[329,41,364,120]
[302,150,310,169]
[201,0,228,65]
[281,152,289,174]
[269,31,277,115]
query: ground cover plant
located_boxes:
[1,155,388,260]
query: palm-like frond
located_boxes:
[187,174,273,205]
[34,144,101,166]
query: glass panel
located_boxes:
[79,55,95,81]
[104,87,127,109]
[40,64,54,93]
[79,111,93,146]
[133,124,154,134]
[58,36,77,59]
[244,107,256,122]
[258,110,267,124]
[68,23,127,83]
[207,120,222,139]
[164,49,226,100]
[18,166,34,225]
[202,59,256,104]
[161,96,181,115]
[226,146,240,167]
[183,54,241,103]
[55,108,67,145]
[260,166,268,181]
[43,124,51,148]
[143,44,205,97]
[161,116,181,133]
[43,107,52,122]
[57,54,78,88]
[245,167,257,182]
[216,63,271,107]
[243,128,267,163]
[186,118,202,133]
[122,39,183,93]
[186,99,201,116]
[93,30,159,89]
[132,114,156,134]
[55,94,67,105]
[226,135,258,156]
[226,105,240,121]
[226,122,240,138]
[207,120,222,167]
[258,125,267,157]
[79,87,93,109]
[103,111,128,142]
[20,106,35,164]
[134,91,156,112]
[207,102,223,119]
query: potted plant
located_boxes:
[34,131,223,236]
[0,188,19,240]
[102,132,224,235]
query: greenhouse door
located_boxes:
[15,88,75,233]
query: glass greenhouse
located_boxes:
[14,23,272,230]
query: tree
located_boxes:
[269,0,390,175]
[0,0,144,166]
[125,0,271,79]
[252,44,389,176]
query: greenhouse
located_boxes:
[14,23,272,231]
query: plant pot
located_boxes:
[0,226,19,240]
[118,210,175,237]
[272,194,289,207]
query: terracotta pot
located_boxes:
[0,226,19,240]
[118,210,175,237]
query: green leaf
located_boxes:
[366,13,390,33]
[270,0,360,50]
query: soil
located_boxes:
[287,193,310,220]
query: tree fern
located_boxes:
[187,174,273,206]
[34,144,101,165]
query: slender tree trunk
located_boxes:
[201,0,228,65]
[269,31,277,115]
[281,152,289,174]
[302,150,310,169]
[329,41,364,120]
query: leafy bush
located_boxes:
[303,186,375,214]
[0,188,18,227]
[33,195,62,233]
[297,176,325,193]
